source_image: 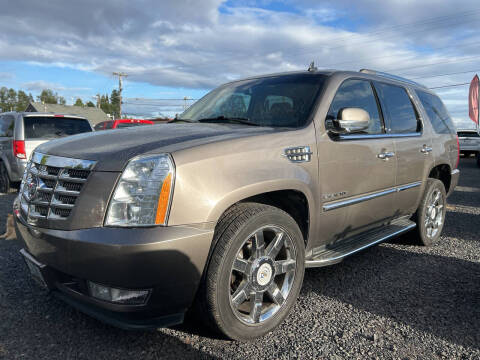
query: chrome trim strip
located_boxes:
[323,181,422,211]
[32,152,96,170]
[397,181,422,192]
[323,188,396,211]
[337,133,421,141]
[305,222,416,267]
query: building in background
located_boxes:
[25,102,110,127]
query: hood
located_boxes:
[35,123,276,171]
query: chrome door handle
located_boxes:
[377,151,395,160]
[421,145,433,154]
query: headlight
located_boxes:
[105,154,175,226]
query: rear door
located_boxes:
[0,114,16,173]
[317,78,396,244]
[373,82,432,216]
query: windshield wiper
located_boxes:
[197,116,259,126]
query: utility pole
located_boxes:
[113,72,128,119]
[183,96,189,111]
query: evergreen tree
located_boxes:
[74,98,84,107]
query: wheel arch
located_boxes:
[428,163,452,193]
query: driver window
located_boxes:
[327,79,383,135]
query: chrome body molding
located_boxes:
[32,152,97,171]
[336,132,421,141]
[323,181,422,211]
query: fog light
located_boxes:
[87,282,150,305]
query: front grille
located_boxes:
[20,152,96,221]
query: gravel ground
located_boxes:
[0,159,479,359]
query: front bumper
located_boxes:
[15,208,214,329]
[448,169,460,197]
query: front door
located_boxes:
[316,78,397,245]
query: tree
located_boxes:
[16,90,33,112]
[37,89,58,104]
[86,101,95,107]
[74,98,84,107]
[110,89,120,118]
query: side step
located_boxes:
[305,218,416,268]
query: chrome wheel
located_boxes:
[229,225,296,325]
[424,189,444,238]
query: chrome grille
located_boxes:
[20,152,96,222]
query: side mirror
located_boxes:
[331,108,370,134]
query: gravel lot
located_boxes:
[0,159,479,359]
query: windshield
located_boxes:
[23,116,92,139]
[180,74,326,128]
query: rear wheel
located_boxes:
[200,203,305,341]
[411,179,447,246]
[0,162,14,194]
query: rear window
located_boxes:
[374,82,420,134]
[23,116,92,139]
[457,131,479,138]
[416,90,456,134]
[116,122,151,129]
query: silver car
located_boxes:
[0,112,93,193]
[457,129,480,157]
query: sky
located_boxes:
[0,0,479,128]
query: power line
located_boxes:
[429,82,470,89]
[411,69,480,80]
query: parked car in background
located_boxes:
[457,129,480,167]
[0,112,93,193]
[16,69,459,341]
[94,118,154,130]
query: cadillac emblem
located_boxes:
[25,173,38,201]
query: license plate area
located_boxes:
[20,249,48,289]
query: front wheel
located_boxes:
[200,203,305,341]
[411,178,447,246]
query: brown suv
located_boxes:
[14,69,459,340]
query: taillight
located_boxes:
[13,140,26,159]
[455,135,460,169]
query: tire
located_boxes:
[411,179,447,246]
[199,203,305,341]
[0,162,15,194]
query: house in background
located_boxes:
[25,102,110,127]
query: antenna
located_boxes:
[307,61,317,72]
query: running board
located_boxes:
[305,218,416,268]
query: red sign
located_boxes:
[468,74,479,125]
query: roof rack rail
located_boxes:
[359,69,427,88]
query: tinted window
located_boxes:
[416,91,455,134]
[457,131,479,138]
[180,74,326,128]
[104,121,114,129]
[327,79,383,134]
[116,122,151,128]
[375,83,420,134]
[94,122,106,131]
[23,117,92,139]
[0,115,14,137]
